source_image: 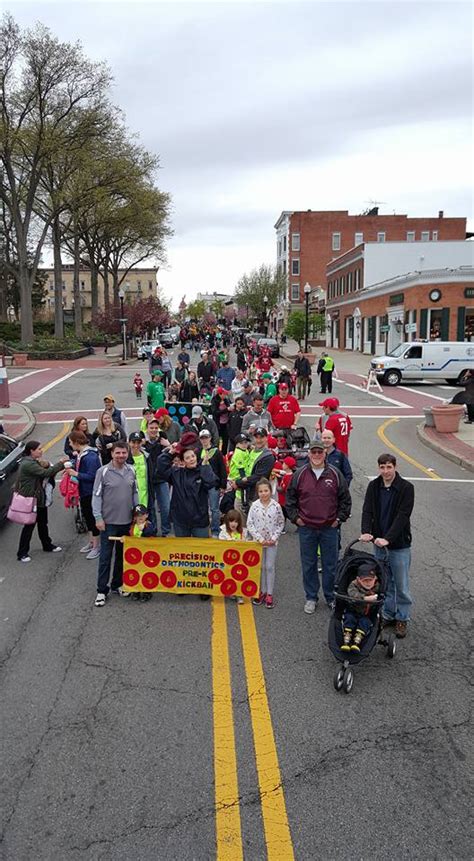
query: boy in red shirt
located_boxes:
[316,398,352,455]
[133,372,144,399]
[267,382,301,430]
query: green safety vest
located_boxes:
[323,357,335,372]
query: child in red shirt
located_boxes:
[133,372,144,399]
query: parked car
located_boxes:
[371,341,474,386]
[137,340,161,360]
[257,337,280,358]
[0,434,25,524]
[246,332,265,345]
[159,331,175,349]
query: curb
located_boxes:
[8,403,37,442]
[416,422,474,473]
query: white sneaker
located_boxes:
[304,600,317,614]
[52,546,62,553]
[19,556,31,563]
[94,593,106,607]
[86,547,100,560]
[80,542,93,553]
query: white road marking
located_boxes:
[343,382,408,406]
[37,413,426,424]
[367,476,474,483]
[22,369,84,403]
[7,369,50,383]
[398,386,448,401]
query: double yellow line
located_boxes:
[212,599,294,860]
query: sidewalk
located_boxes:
[0,402,36,441]
[281,340,371,374]
[417,420,474,473]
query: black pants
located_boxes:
[320,371,333,393]
[17,507,54,559]
[219,425,229,455]
[80,495,100,536]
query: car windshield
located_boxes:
[387,344,406,357]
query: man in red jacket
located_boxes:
[316,398,352,455]
[267,382,301,430]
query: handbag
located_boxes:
[7,491,38,525]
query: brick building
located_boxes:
[272,208,467,333]
[40,266,158,323]
[325,240,474,354]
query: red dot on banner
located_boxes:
[241,580,258,598]
[142,571,159,590]
[160,570,177,589]
[223,548,240,565]
[243,550,260,567]
[123,568,140,587]
[230,563,249,582]
[143,550,160,568]
[221,579,237,596]
[124,547,142,565]
[209,568,225,585]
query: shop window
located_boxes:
[465,310,474,341]
[429,309,443,340]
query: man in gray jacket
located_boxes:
[92,441,138,607]
[241,394,273,434]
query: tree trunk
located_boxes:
[19,253,34,344]
[112,269,119,306]
[103,263,110,310]
[52,216,64,339]
[90,260,99,316]
[73,231,82,337]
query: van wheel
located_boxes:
[446,378,459,385]
[456,371,469,386]
[382,370,401,386]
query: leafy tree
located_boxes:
[186,299,206,320]
[285,311,306,348]
[234,264,287,321]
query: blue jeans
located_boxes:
[151,482,171,537]
[375,546,412,622]
[298,525,339,604]
[97,523,131,595]
[343,611,372,635]
[174,523,209,538]
[208,487,221,537]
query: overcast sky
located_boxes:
[6,0,473,309]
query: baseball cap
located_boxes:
[235,432,250,443]
[283,456,297,469]
[262,373,272,380]
[243,379,252,387]
[278,381,289,389]
[309,440,325,451]
[191,405,203,417]
[217,387,227,395]
[199,429,211,438]
[133,504,148,516]
[103,394,115,402]
[254,427,268,437]
[319,397,339,409]
[152,369,163,377]
[154,408,169,418]
[128,431,142,442]
[357,563,377,580]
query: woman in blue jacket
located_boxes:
[156,444,218,538]
[66,430,102,559]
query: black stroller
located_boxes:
[329,540,396,694]
[274,426,311,466]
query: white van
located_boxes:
[371,341,474,386]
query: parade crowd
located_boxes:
[12,325,414,639]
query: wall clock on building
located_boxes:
[429,289,442,302]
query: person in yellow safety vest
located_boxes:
[317,352,335,394]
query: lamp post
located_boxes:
[119,288,127,363]
[304,282,311,353]
[263,294,268,336]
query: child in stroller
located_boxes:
[341,562,379,652]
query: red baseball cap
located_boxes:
[283,456,297,469]
[319,398,339,409]
[154,408,169,418]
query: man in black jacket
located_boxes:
[294,350,312,400]
[360,453,414,638]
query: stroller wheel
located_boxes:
[343,668,354,694]
[386,633,396,659]
[333,667,344,691]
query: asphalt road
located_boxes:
[1,354,472,860]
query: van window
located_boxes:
[404,346,422,359]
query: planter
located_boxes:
[423,406,435,428]
[431,404,465,433]
[13,353,28,366]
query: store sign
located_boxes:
[464,287,474,298]
[389,293,404,306]
[405,323,417,333]
[380,324,390,333]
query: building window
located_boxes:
[292,259,300,276]
[432,230,438,241]
[340,275,345,295]
[291,233,300,251]
[49,284,54,292]
[62,283,66,290]
[347,271,352,292]
[355,268,361,290]
[421,231,430,241]
[80,281,85,290]
[278,240,281,256]
[283,236,287,252]
[377,232,386,243]
[148,280,153,290]
[406,231,415,241]
[282,260,287,274]
[332,232,341,251]
[291,283,300,301]
[354,232,363,246]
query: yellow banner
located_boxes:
[122,536,262,597]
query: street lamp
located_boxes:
[119,288,127,363]
[263,294,268,336]
[304,282,311,353]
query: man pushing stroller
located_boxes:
[341,562,379,652]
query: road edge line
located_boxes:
[377,418,442,480]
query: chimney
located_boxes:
[438,210,444,219]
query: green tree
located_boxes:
[186,299,206,320]
[234,264,287,320]
[285,311,306,348]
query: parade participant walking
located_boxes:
[232,427,275,510]
[146,369,166,411]
[211,389,231,454]
[231,369,246,401]
[156,444,218,538]
[235,346,247,372]
[64,416,95,459]
[199,429,227,537]
[241,394,273,434]
[216,359,235,392]
[227,397,248,451]
[181,370,200,402]
[177,347,190,367]
[92,441,138,607]
[133,372,144,399]
[317,352,335,394]
[321,429,353,485]
[154,408,181,444]
[160,349,173,389]
[95,412,127,464]
[360,453,414,638]
[247,478,285,609]
[15,441,67,563]
[316,398,352,455]
[174,359,187,393]
[66,430,102,559]
[267,382,301,430]
[188,405,219,446]
[103,395,128,435]
[241,379,256,407]
[149,345,163,377]
[127,432,151,510]
[294,349,312,401]
[197,351,214,387]
[261,373,277,405]
[143,419,171,537]
[286,439,351,612]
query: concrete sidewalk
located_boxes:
[0,402,36,441]
[417,419,474,473]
